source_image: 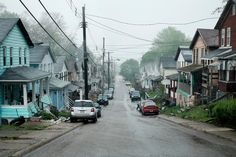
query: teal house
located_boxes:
[0,18,50,121]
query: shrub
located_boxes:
[50,106,59,117]
[40,111,54,120]
[209,99,236,125]
[59,111,70,118]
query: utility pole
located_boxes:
[82,6,89,99]
[108,52,110,90]
[102,37,105,95]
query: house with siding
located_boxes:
[214,0,236,95]
[165,46,192,104]
[159,57,177,96]
[176,28,219,106]
[30,43,72,110]
[0,18,50,121]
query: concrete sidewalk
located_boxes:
[159,114,236,142]
[0,121,82,157]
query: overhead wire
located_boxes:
[39,0,79,48]
[86,14,219,26]
[86,16,153,42]
[19,0,75,57]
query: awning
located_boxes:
[177,64,203,73]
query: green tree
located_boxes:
[120,59,140,83]
[141,27,190,66]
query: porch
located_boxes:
[0,66,50,119]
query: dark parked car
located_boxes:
[94,102,102,118]
[140,100,159,115]
[131,90,141,102]
[97,94,109,106]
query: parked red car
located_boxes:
[140,100,159,115]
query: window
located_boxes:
[10,47,13,65]
[221,29,225,47]
[233,4,236,15]
[19,48,21,65]
[3,46,6,66]
[201,48,205,58]
[227,27,231,46]
[24,48,27,64]
[195,49,199,64]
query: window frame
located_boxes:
[3,46,7,66]
[19,47,22,65]
[226,27,231,46]
[10,47,13,66]
[24,48,27,64]
[221,28,225,47]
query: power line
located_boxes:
[87,14,219,26]
[86,16,153,42]
[87,27,99,50]
[39,0,79,48]
[19,0,75,57]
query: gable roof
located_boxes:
[65,57,77,72]
[174,46,192,63]
[189,29,219,49]
[54,56,67,73]
[30,43,56,64]
[160,57,176,69]
[215,0,236,29]
[0,66,50,82]
[0,18,33,46]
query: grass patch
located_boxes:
[59,111,70,118]
[0,122,48,131]
[161,105,212,123]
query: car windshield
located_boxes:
[74,101,94,107]
[132,91,140,96]
[144,101,156,106]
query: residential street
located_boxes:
[24,76,236,157]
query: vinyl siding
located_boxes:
[0,24,30,75]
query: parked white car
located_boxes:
[70,100,97,123]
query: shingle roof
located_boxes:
[174,46,192,63]
[190,29,219,49]
[30,44,56,64]
[0,18,33,46]
[0,66,50,82]
[49,77,70,89]
[160,57,176,69]
[177,64,203,73]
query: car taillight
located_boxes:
[70,108,74,112]
[91,108,95,112]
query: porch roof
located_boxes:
[177,64,203,73]
[202,47,231,60]
[49,77,70,89]
[217,50,236,59]
[166,73,178,81]
[0,66,50,82]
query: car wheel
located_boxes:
[93,117,97,123]
[70,118,75,123]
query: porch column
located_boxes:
[32,81,36,102]
[45,77,49,95]
[23,84,27,106]
[40,79,44,98]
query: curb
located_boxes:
[158,115,236,143]
[11,123,83,157]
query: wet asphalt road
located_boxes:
[24,76,236,157]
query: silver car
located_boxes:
[70,100,97,123]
